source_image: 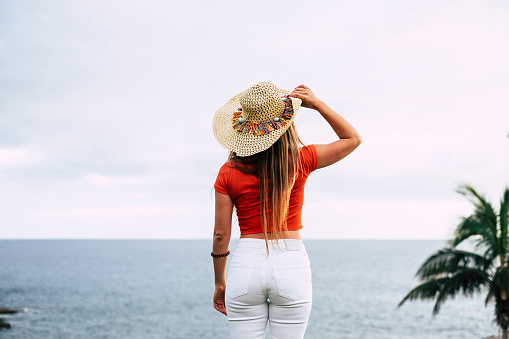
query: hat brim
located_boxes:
[213,88,302,157]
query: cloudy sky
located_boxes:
[1,0,508,240]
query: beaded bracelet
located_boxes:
[211,250,230,258]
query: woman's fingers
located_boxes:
[213,285,227,316]
[214,301,227,315]
[290,84,320,110]
[291,88,311,97]
[294,84,309,90]
[216,303,227,315]
[289,91,304,99]
[290,88,311,99]
[289,88,309,98]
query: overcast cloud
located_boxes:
[1,0,508,239]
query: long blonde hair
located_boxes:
[229,124,303,251]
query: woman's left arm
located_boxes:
[212,190,233,315]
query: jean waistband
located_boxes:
[234,238,305,252]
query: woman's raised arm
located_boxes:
[290,84,362,169]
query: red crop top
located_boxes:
[214,144,318,235]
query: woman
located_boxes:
[211,82,361,338]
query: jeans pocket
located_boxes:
[272,264,312,301]
[226,263,253,298]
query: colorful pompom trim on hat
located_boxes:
[232,95,295,136]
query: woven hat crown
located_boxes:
[212,81,302,157]
[239,82,285,123]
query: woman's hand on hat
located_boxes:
[289,84,323,111]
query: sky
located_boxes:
[1,0,508,240]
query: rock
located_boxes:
[0,307,21,314]
[0,318,10,329]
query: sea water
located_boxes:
[0,240,500,339]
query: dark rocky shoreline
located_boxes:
[0,307,23,329]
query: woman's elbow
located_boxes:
[353,134,362,147]
[345,135,362,156]
[213,230,230,242]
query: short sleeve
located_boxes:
[299,144,318,176]
[214,163,231,195]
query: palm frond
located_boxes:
[398,278,445,307]
[416,248,493,280]
[449,215,497,252]
[486,286,495,306]
[456,185,498,225]
[500,187,509,261]
[457,185,493,211]
[454,185,498,251]
[431,267,489,315]
[471,240,499,267]
[399,267,489,316]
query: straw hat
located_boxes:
[213,82,302,157]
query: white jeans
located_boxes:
[225,238,312,339]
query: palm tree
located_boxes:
[398,185,509,338]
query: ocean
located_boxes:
[0,239,500,339]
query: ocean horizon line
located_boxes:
[0,237,449,241]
